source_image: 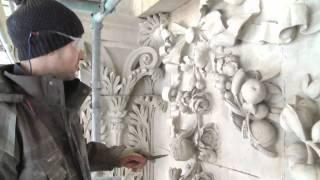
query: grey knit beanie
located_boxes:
[6,0,84,60]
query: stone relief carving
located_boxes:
[79,42,166,179]
[198,0,320,45]
[211,50,282,157]
[138,13,173,57]
[125,96,167,180]
[139,4,285,179]
[280,74,320,180]
[149,4,282,171]
[139,11,221,179]
[79,0,320,178]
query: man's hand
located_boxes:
[119,149,147,171]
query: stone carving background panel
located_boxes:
[77,0,320,179]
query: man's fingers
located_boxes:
[120,152,147,170]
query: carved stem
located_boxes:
[196,113,202,161]
[305,141,319,164]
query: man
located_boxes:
[0,0,147,179]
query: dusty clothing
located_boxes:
[0,64,125,180]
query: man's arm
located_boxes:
[86,142,126,171]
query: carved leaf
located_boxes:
[127,103,150,151]
[280,105,307,141]
[265,82,283,106]
[102,70,123,95]
[225,99,243,116]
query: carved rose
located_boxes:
[178,89,210,114]
[199,149,217,163]
[198,123,219,150]
[179,91,193,113]
[192,172,214,180]
[190,89,210,113]
[216,55,239,77]
[169,168,182,180]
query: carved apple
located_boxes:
[253,103,269,120]
[240,79,267,105]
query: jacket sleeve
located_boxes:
[0,150,19,180]
[86,142,126,171]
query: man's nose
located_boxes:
[79,50,85,61]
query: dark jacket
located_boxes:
[0,65,125,180]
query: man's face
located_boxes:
[49,42,84,80]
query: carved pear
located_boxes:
[240,79,267,105]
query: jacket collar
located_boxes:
[3,64,91,109]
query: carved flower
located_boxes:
[177,89,211,114]
[169,168,182,180]
[216,55,239,77]
[199,149,217,163]
[190,89,211,113]
[179,91,193,113]
[192,172,214,180]
[198,123,219,150]
[222,56,239,76]
[138,13,169,48]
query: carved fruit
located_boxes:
[251,121,277,148]
[253,103,269,120]
[286,143,308,168]
[241,79,267,105]
[170,137,195,161]
[231,69,246,96]
[291,164,320,180]
[312,120,320,143]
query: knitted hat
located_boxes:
[6,0,84,60]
